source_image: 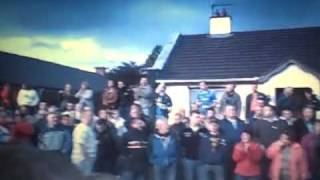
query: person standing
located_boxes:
[302,88,320,111]
[267,131,308,180]
[219,105,246,180]
[75,81,94,111]
[102,80,118,111]
[17,84,39,115]
[134,77,154,119]
[220,84,242,117]
[155,84,172,119]
[71,109,97,176]
[245,84,268,119]
[150,120,178,180]
[276,87,298,116]
[117,81,134,121]
[293,107,316,142]
[233,130,263,180]
[196,81,216,115]
[59,83,75,111]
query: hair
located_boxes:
[282,129,296,142]
[190,110,200,116]
[242,128,253,137]
[264,104,276,111]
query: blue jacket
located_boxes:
[198,132,226,165]
[219,118,246,146]
[149,133,178,166]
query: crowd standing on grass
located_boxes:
[0,78,320,180]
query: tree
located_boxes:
[144,45,162,68]
[107,61,142,86]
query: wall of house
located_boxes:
[259,64,320,102]
[165,85,190,122]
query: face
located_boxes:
[199,82,208,90]
[131,119,145,130]
[241,132,251,143]
[61,116,71,126]
[224,105,237,118]
[279,133,290,145]
[158,84,166,93]
[281,110,293,120]
[207,109,215,118]
[66,103,74,110]
[65,84,72,91]
[226,84,235,92]
[39,102,47,110]
[75,104,82,111]
[254,106,263,116]
[207,122,219,133]
[81,110,92,125]
[47,114,58,126]
[302,108,314,120]
[118,81,125,88]
[107,80,114,87]
[98,110,108,120]
[174,114,182,123]
[190,112,200,126]
[112,110,120,118]
[130,108,141,119]
[263,106,274,118]
[140,77,148,86]
[157,121,169,134]
[81,83,87,89]
[284,87,294,96]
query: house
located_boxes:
[0,51,107,106]
[148,15,320,118]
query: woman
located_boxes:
[267,131,308,180]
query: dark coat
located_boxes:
[245,92,269,119]
[293,118,315,142]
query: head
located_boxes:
[130,104,142,119]
[206,109,215,119]
[47,106,58,114]
[80,81,89,89]
[81,108,92,125]
[130,119,146,131]
[66,103,74,111]
[107,80,115,88]
[156,83,166,93]
[226,84,236,93]
[74,103,82,111]
[140,77,149,86]
[262,105,275,119]
[61,114,71,126]
[302,106,314,121]
[111,110,120,119]
[65,83,72,92]
[224,105,237,119]
[155,119,169,135]
[39,102,47,110]
[95,120,107,133]
[118,81,125,89]
[98,109,108,120]
[283,87,294,97]
[279,130,295,146]
[189,111,201,127]
[199,81,208,90]
[173,113,182,124]
[241,130,252,143]
[254,106,263,117]
[281,109,293,120]
[304,88,313,99]
[47,113,58,126]
[206,120,219,133]
[191,103,199,111]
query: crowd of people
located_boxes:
[0,77,320,180]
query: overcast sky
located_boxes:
[0,0,319,71]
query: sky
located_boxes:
[0,0,320,72]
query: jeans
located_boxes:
[235,174,260,180]
[120,170,147,180]
[153,163,176,180]
[74,158,94,176]
[198,164,224,180]
[182,158,199,180]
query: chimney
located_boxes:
[209,8,232,35]
[95,67,107,76]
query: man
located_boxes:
[102,80,118,111]
[279,109,296,127]
[150,120,178,180]
[117,81,134,121]
[59,83,75,111]
[245,84,268,119]
[37,112,72,155]
[155,84,172,119]
[120,119,149,180]
[180,111,203,180]
[71,109,97,175]
[293,106,316,142]
[301,120,320,180]
[220,84,242,117]
[134,77,154,119]
[219,105,246,180]
[302,88,320,111]
[196,81,216,115]
[277,87,298,116]
[17,84,39,115]
[198,120,226,180]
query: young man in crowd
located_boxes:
[276,87,298,116]
[219,105,246,180]
[233,130,263,180]
[134,77,154,119]
[155,83,172,119]
[117,81,134,121]
[245,84,269,119]
[37,112,72,155]
[301,120,320,180]
[17,84,39,115]
[59,83,75,111]
[150,120,178,180]
[293,106,316,142]
[120,118,149,180]
[279,109,296,127]
[75,81,94,111]
[102,80,119,111]
[196,81,216,115]
[180,111,203,180]
[248,105,263,126]
[71,108,97,176]
[198,120,226,180]
[220,84,242,117]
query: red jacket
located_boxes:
[232,141,263,177]
[267,141,308,180]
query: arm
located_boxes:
[232,144,247,162]
[82,90,93,100]
[266,141,282,160]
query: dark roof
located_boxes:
[158,26,320,80]
[0,52,106,91]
